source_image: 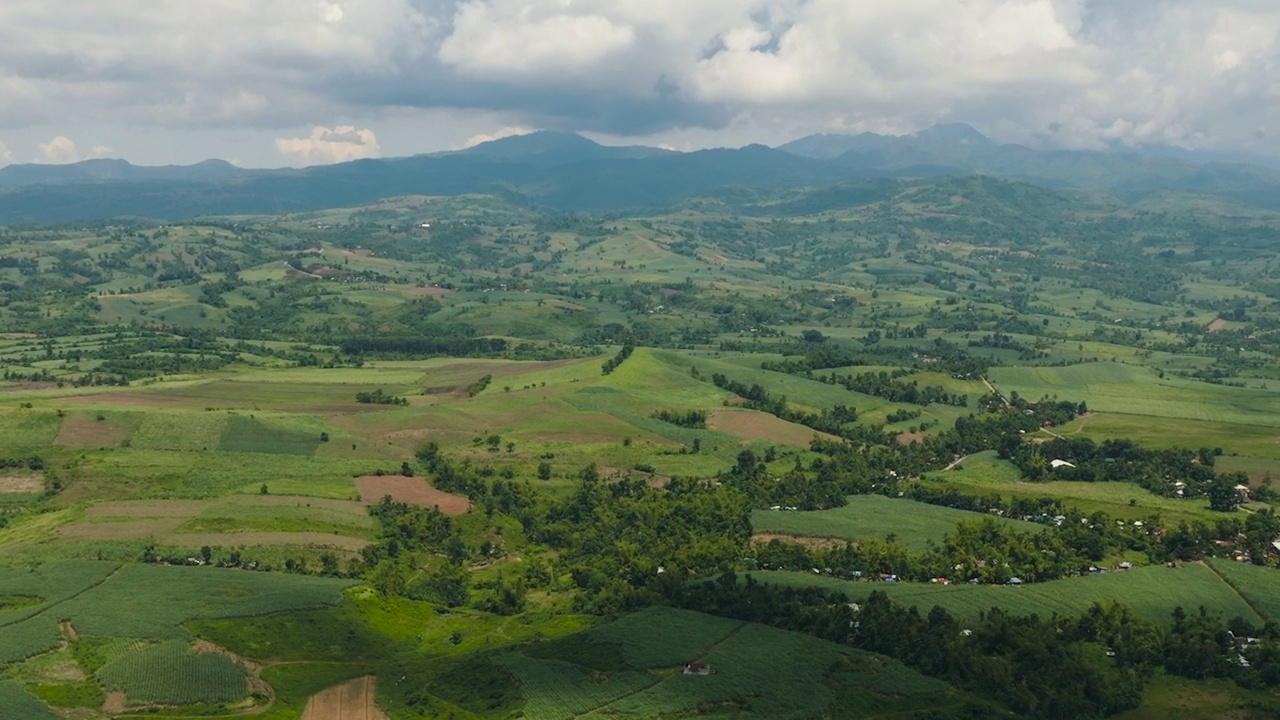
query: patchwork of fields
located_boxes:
[7,188,1280,718]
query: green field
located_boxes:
[6,175,1280,717]
[919,451,1247,524]
[0,680,59,720]
[0,562,352,668]
[97,640,248,705]
[753,495,1041,552]
[748,561,1270,624]
[497,607,957,719]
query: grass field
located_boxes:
[753,495,1042,553]
[1113,675,1280,720]
[919,451,1241,524]
[747,561,1271,625]
[990,363,1280,429]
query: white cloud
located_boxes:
[89,145,113,158]
[439,2,636,80]
[38,136,80,164]
[4,1,1280,161]
[458,125,536,149]
[0,0,431,129]
[0,140,12,167]
[274,125,381,165]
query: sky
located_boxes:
[1,0,1278,168]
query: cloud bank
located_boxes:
[2,1,1280,162]
[275,125,381,165]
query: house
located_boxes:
[1235,484,1251,498]
[1118,561,1133,570]
[1050,459,1076,469]
[683,662,713,676]
[1006,577,1024,585]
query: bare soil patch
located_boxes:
[54,415,131,448]
[285,266,323,281]
[302,675,387,720]
[1208,318,1230,332]
[0,475,43,493]
[103,691,126,714]
[753,533,850,551]
[354,475,471,515]
[408,286,451,298]
[896,431,926,445]
[707,409,839,447]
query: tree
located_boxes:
[537,462,552,481]
[1207,476,1242,512]
[200,545,212,564]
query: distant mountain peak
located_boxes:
[461,131,600,158]
[915,123,991,146]
[776,132,892,159]
[454,130,672,164]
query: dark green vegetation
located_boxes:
[7,143,1280,717]
[9,126,1280,223]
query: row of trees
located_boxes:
[710,372,858,437]
[650,409,707,428]
[820,369,968,407]
[601,343,635,375]
[355,389,409,406]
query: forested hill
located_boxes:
[6,127,1280,223]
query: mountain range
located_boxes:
[2,124,1280,223]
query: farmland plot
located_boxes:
[97,639,248,705]
[585,606,742,669]
[751,562,1263,624]
[753,495,1040,553]
[505,609,956,720]
[51,564,353,639]
[493,653,657,720]
[0,680,59,720]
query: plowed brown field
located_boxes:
[354,475,471,515]
[301,675,387,720]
